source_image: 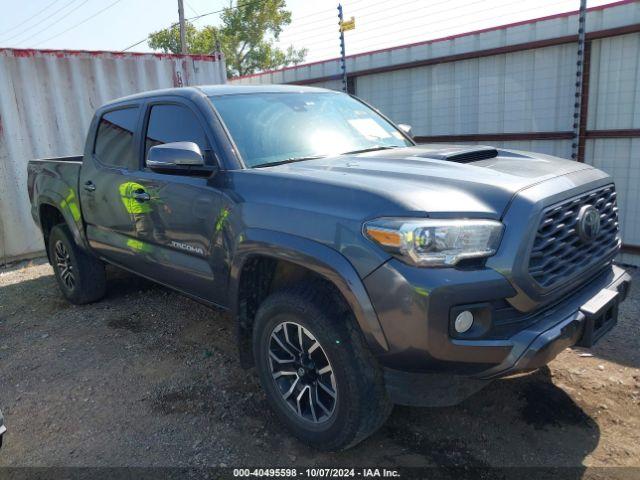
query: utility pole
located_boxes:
[571,0,587,161]
[178,0,187,55]
[337,4,347,92]
[337,4,355,93]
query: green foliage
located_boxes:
[148,0,307,78]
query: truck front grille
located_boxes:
[528,184,620,288]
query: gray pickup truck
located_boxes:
[28,85,631,450]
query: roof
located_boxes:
[99,84,335,108]
[197,84,333,95]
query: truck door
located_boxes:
[124,100,226,306]
[79,106,142,265]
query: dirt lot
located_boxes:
[0,259,639,473]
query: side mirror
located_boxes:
[398,124,414,138]
[147,141,214,175]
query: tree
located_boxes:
[148,0,307,78]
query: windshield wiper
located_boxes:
[251,146,399,168]
[341,145,399,155]
[253,155,327,168]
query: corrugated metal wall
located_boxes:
[354,43,576,136]
[584,31,640,254]
[586,138,640,248]
[0,49,226,263]
[230,0,640,264]
[587,32,640,131]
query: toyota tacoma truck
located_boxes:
[28,85,631,450]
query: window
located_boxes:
[94,107,139,169]
[144,104,212,164]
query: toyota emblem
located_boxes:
[577,205,601,242]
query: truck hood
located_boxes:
[262,145,594,218]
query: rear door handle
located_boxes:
[133,191,150,202]
[83,181,96,192]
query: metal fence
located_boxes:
[0,48,226,264]
[231,0,640,265]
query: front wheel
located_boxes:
[48,224,106,305]
[253,285,392,451]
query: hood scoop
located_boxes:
[409,145,499,163]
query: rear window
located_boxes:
[94,107,139,169]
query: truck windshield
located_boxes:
[208,92,412,168]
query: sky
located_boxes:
[0,0,617,65]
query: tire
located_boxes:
[253,284,392,451]
[48,224,106,305]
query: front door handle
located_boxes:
[83,181,96,192]
[133,191,151,202]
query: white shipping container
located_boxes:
[0,48,226,263]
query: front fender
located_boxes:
[229,228,389,354]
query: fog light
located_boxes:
[454,310,474,333]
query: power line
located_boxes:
[277,0,449,33]
[304,0,389,19]
[279,0,492,42]
[121,36,150,52]
[349,0,560,33]
[1,0,86,44]
[274,0,476,52]
[32,0,125,48]
[4,0,85,42]
[185,0,200,17]
[339,0,578,51]
[282,0,419,30]
[281,0,577,57]
[274,0,557,43]
[11,0,89,44]
[121,0,265,52]
[0,0,63,38]
[186,0,265,23]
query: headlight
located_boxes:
[364,217,503,267]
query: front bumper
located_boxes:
[364,260,631,378]
[476,265,630,379]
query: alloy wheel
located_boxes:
[54,240,75,290]
[268,321,337,423]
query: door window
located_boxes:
[94,107,139,169]
[145,104,212,164]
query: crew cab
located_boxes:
[27,85,631,450]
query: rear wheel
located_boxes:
[48,224,106,304]
[253,284,392,451]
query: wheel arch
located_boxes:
[229,229,389,368]
[37,191,88,263]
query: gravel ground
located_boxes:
[0,259,638,472]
